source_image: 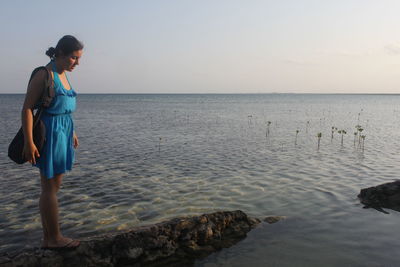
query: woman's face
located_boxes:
[59,50,83,72]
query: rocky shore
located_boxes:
[0,210,284,267]
[358,180,400,213]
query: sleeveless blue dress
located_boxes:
[33,61,77,179]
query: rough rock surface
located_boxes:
[358,180,400,213]
[0,210,262,267]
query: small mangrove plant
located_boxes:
[248,115,253,127]
[355,125,364,148]
[317,132,322,150]
[338,130,347,146]
[266,121,272,137]
[331,126,337,142]
[295,130,299,146]
[361,135,366,151]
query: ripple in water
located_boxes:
[1,94,400,266]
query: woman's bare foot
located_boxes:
[42,237,80,249]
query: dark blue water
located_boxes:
[1,94,400,266]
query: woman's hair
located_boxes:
[45,35,84,59]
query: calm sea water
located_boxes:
[1,94,400,266]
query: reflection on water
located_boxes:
[1,94,400,266]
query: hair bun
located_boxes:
[45,36,84,60]
[45,47,56,59]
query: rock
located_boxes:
[358,180,400,213]
[263,216,286,224]
[0,210,261,267]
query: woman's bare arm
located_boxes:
[21,69,47,163]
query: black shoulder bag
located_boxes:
[8,66,55,164]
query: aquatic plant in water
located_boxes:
[266,121,271,137]
[361,135,366,151]
[331,126,338,142]
[317,133,322,150]
[248,115,253,127]
[356,125,364,148]
[338,130,347,146]
[295,130,299,146]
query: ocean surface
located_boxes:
[1,94,400,266]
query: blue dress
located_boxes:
[34,61,77,179]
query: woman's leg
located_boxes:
[39,172,79,248]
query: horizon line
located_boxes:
[1,92,400,95]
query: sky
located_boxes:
[0,0,399,94]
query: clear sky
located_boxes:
[1,0,399,94]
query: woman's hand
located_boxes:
[22,142,40,165]
[73,132,79,149]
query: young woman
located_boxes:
[21,35,83,249]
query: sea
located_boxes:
[1,93,400,266]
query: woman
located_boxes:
[21,35,83,249]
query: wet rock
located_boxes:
[0,210,261,267]
[263,216,286,224]
[358,180,400,213]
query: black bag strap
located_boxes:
[29,66,55,108]
[29,66,55,127]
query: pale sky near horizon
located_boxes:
[0,0,399,94]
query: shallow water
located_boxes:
[1,94,400,266]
